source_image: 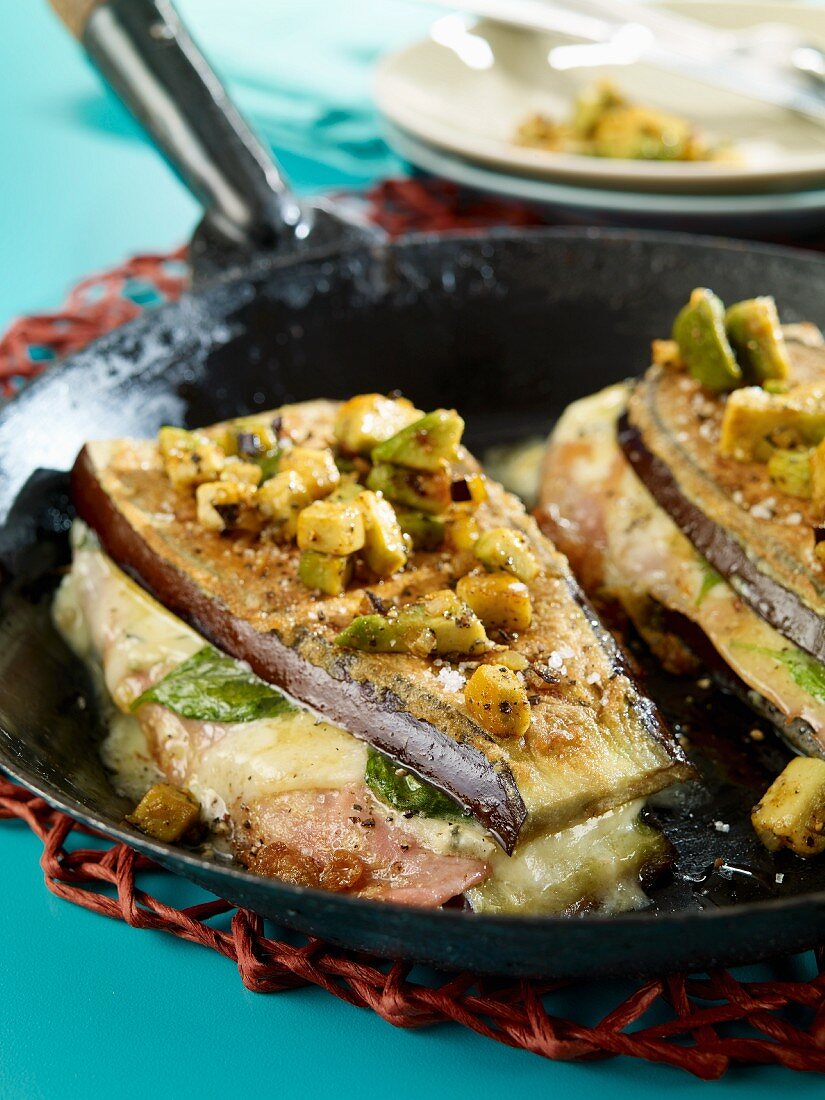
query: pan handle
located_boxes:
[48,0,375,254]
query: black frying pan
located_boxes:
[3,0,825,980]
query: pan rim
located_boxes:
[3,744,825,933]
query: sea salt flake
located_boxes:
[750,502,774,521]
[713,820,730,833]
[775,872,785,884]
[436,667,465,693]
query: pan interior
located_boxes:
[2,230,825,975]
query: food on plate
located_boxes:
[515,80,731,163]
[55,394,692,914]
[539,291,825,761]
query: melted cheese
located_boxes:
[467,800,656,915]
[55,524,664,914]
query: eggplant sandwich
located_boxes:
[56,394,691,914]
[540,291,825,858]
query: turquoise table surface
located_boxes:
[3,3,825,1097]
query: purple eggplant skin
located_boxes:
[618,413,825,665]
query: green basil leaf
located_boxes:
[364,748,465,819]
[732,642,825,704]
[131,646,295,723]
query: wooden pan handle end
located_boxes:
[48,0,104,40]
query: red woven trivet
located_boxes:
[2,179,825,1078]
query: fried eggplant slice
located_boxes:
[622,333,825,664]
[71,398,689,852]
[539,327,825,756]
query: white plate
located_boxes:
[376,2,825,195]
[383,120,825,237]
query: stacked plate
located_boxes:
[376,2,825,236]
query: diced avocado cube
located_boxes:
[196,480,260,533]
[334,613,435,657]
[395,509,445,550]
[672,288,742,393]
[220,458,263,486]
[444,512,479,553]
[327,476,365,503]
[335,590,491,657]
[766,448,812,499]
[157,426,225,488]
[366,463,452,514]
[465,664,531,738]
[725,297,791,384]
[474,527,540,583]
[296,500,365,557]
[217,415,281,459]
[298,550,353,596]
[456,571,532,634]
[752,756,825,857]
[358,491,407,577]
[256,470,313,539]
[126,783,200,843]
[413,590,491,655]
[719,384,825,462]
[279,446,339,499]
[333,393,421,455]
[371,409,465,471]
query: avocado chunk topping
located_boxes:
[126,783,201,843]
[335,590,491,657]
[296,499,365,557]
[752,756,825,857]
[357,490,408,577]
[396,509,445,550]
[366,463,452,514]
[298,549,353,595]
[766,447,813,500]
[474,527,540,582]
[371,409,465,471]
[719,384,825,462]
[672,288,742,393]
[333,393,421,455]
[157,426,226,488]
[456,571,533,634]
[465,664,531,739]
[725,296,791,384]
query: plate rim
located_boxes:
[375,0,825,195]
[383,119,825,218]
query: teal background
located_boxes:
[2,2,825,1097]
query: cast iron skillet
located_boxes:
[2,0,825,979]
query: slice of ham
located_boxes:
[237,786,488,906]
